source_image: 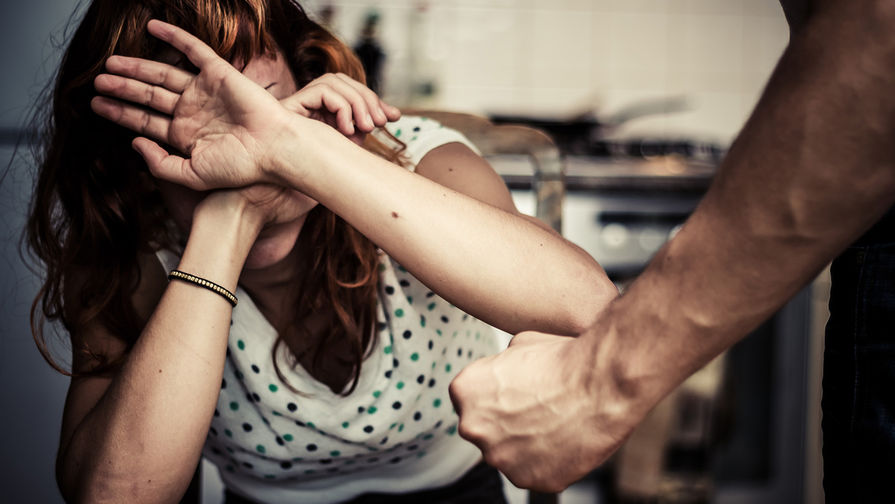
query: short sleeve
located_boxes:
[375,115,481,170]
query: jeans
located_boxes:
[223,461,507,504]
[823,206,895,503]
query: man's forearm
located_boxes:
[593,0,895,405]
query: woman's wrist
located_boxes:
[180,193,262,290]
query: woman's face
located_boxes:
[157,49,318,271]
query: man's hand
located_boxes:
[449,329,642,492]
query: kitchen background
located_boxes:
[0,1,825,503]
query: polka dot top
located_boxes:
[155,116,500,504]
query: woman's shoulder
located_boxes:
[377,115,480,167]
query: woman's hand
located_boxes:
[281,73,400,145]
[91,20,399,191]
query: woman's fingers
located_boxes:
[94,73,179,115]
[333,73,389,127]
[132,137,206,190]
[104,55,193,93]
[90,96,171,142]
[146,19,222,70]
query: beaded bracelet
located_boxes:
[168,269,238,307]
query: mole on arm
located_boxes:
[391,211,399,218]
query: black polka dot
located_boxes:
[392,401,402,410]
[393,358,400,368]
[320,459,333,465]
[384,370,393,379]
[413,412,422,421]
[358,406,366,414]
[211,447,222,455]
[385,285,395,295]
[428,340,434,350]
[221,379,227,389]
[413,126,421,132]
[403,330,412,339]
[457,348,463,357]
[435,420,443,428]
[251,364,260,374]
[441,316,449,324]
[399,279,410,287]
[363,425,374,433]
[389,457,402,464]
[280,461,292,469]
[377,321,387,331]
[468,350,474,359]
[242,423,253,432]
[379,437,389,445]
[462,314,469,321]
[235,370,244,379]
[367,457,379,463]
[252,393,261,402]
[416,374,425,384]
[214,409,220,417]
[295,420,305,427]
[407,444,419,451]
[428,378,436,388]
[230,319,233,326]
[276,436,285,446]
[327,467,339,473]
[306,443,318,452]
[242,462,254,469]
[287,403,298,412]
[210,427,218,436]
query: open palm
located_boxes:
[91,20,288,190]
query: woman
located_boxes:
[28,0,616,502]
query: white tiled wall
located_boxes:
[302,0,789,144]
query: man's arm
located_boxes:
[450,0,895,491]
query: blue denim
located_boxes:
[823,205,895,503]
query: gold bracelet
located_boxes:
[167,269,238,307]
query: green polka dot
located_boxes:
[342,421,350,428]
[433,398,442,408]
[452,331,458,338]
[229,401,239,411]
[423,433,434,440]
[256,444,266,454]
[306,422,316,429]
[384,345,393,354]
[407,296,413,304]
[368,406,378,414]
[226,446,234,454]
[346,459,356,465]
[436,329,442,336]
[431,362,436,369]
[446,425,457,435]
[396,381,405,390]
[417,451,427,458]
[272,411,282,416]
[398,423,405,432]
[305,469,316,475]
[420,315,426,328]
[330,450,341,457]
[224,429,233,438]
[237,340,245,350]
[283,434,293,442]
[269,384,278,392]
[378,263,386,272]
[411,135,418,142]
[389,422,398,430]
[373,390,382,398]
[395,128,402,137]
[475,332,481,340]
[445,363,452,373]
[291,457,303,462]
[395,308,404,317]
[398,265,408,272]
[427,302,436,311]
[410,352,419,361]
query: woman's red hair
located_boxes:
[27,0,403,394]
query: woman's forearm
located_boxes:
[58,201,258,503]
[270,120,616,335]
